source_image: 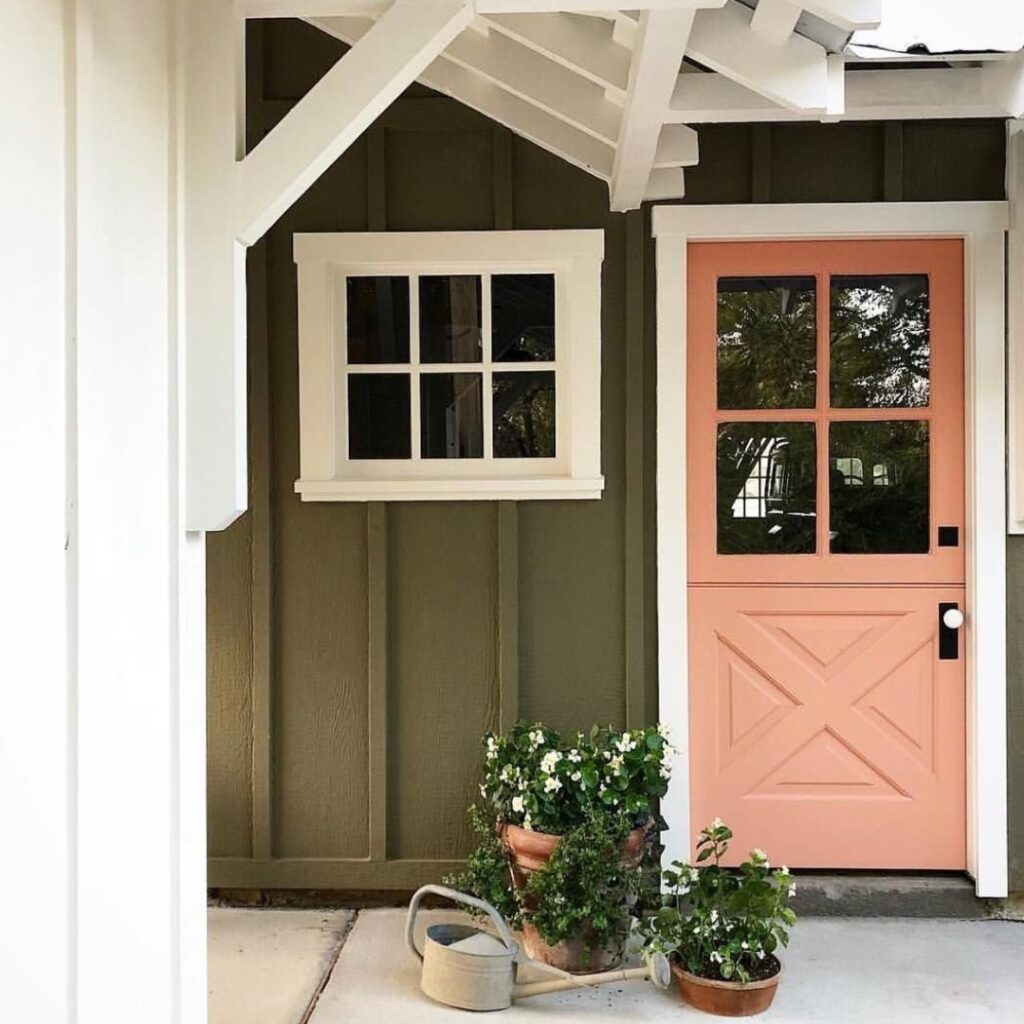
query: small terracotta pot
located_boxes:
[671,960,781,1017]
[501,822,646,974]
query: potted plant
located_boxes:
[447,721,674,972]
[639,820,797,1017]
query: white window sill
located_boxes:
[295,476,605,502]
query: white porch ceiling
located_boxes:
[250,0,1024,212]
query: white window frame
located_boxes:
[292,230,605,502]
[652,201,1010,898]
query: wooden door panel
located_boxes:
[689,586,966,868]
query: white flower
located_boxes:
[570,770,582,782]
[657,723,671,738]
[615,734,638,753]
[529,729,545,748]
[688,868,700,884]
[517,778,527,791]
[709,817,725,831]
[659,764,672,780]
[486,736,498,753]
[788,883,797,898]
[709,951,724,964]
[757,950,766,961]
[543,776,562,793]
[486,749,497,761]
[523,813,532,830]
[499,765,513,783]
[709,909,719,923]
[750,848,769,867]
[741,942,749,950]
[567,749,582,763]
[779,865,790,875]
[511,795,525,814]
[479,784,487,797]
[540,751,562,774]
[608,754,624,771]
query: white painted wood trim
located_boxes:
[653,202,1010,896]
[294,230,604,501]
[1008,121,1024,533]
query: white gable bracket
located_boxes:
[799,0,881,31]
[610,9,695,211]
[687,0,830,113]
[983,49,1024,119]
[236,0,474,246]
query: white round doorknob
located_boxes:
[943,608,965,630]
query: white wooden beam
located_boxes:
[750,0,800,45]
[312,16,616,179]
[983,48,1024,119]
[244,0,728,11]
[236,0,473,245]
[241,0,391,16]
[484,13,633,95]
[475,0,726,11]
[667,67,1013,123]
[440,17,622,142]
[653,123,699,168]
[687,0,829,113]
[645,166,685,201]
[799,0,881,31]
[610,9,693,211]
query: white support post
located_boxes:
[1007,120,1024,534]
[750,0,801,45]
[687,0,830,113]
[984,48,1024,119]
[236,0,474,245]
[610,9,694,211]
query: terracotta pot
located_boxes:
[670,960,781,1017]
[501,822,646,974]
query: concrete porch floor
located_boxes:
[210,907,1024,1024]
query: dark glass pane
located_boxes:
[829,421,929,553]
[420,373,483,459]
[830,275,930,408]
[493,371,555,458]
[493,274,555,362]
[348,374,410,459]
[419,276,482,363]
[347,277,410,364]
[717,276,816,410]
[717,422,816,554]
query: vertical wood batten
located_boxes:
[249,241,275,860]
[246,32,275,861]
[885,122,904,201]
[494,125,520,731]
[752,124,772,203]
[367,125,389,862]
[624,210,646,728]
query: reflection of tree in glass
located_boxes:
[829,421,929,553]
[716,423,817,554]
[493,372,555,458]
[830,276,929,408]
[717,277,816,410]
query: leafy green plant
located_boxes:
[444,805,521,928]
[639,820,797,984]
[479,721,674,836]
[521,812,643,963]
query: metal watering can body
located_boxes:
[406,884,671,1012]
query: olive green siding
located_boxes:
[208,19,1021,891]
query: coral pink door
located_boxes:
[686,239,966,869]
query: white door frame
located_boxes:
[652,201,1010,897]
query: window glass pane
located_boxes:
[717,422,816,554]
[493,274,555,362]
[493,371,555,458]
[830,275,930,408]
[421,373,483,459]
[419,276,482,363]
[717,276,816,410]
[347,277,410,364]
[348,374,410,459]
[829,421,929,553]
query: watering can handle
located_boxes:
[405,884,519,962]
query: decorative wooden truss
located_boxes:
[184,0,1024,529]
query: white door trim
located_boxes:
[652,201,1010,897]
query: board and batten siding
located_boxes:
[207,19,1022,891]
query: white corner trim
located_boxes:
[1007,121,1024,533]
[653,201,1010,897]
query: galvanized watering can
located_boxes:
[406,884,671,1012]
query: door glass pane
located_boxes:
[493,274,555,362]
[347,277,410,364]
[717,276,816,410]
[830,275,930,408]
[419,276,482,363]
[348,374,410,459]
[829,421,929,553]
[420,373,483,459]
[717,422,817,554]
[493,371,555,458]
